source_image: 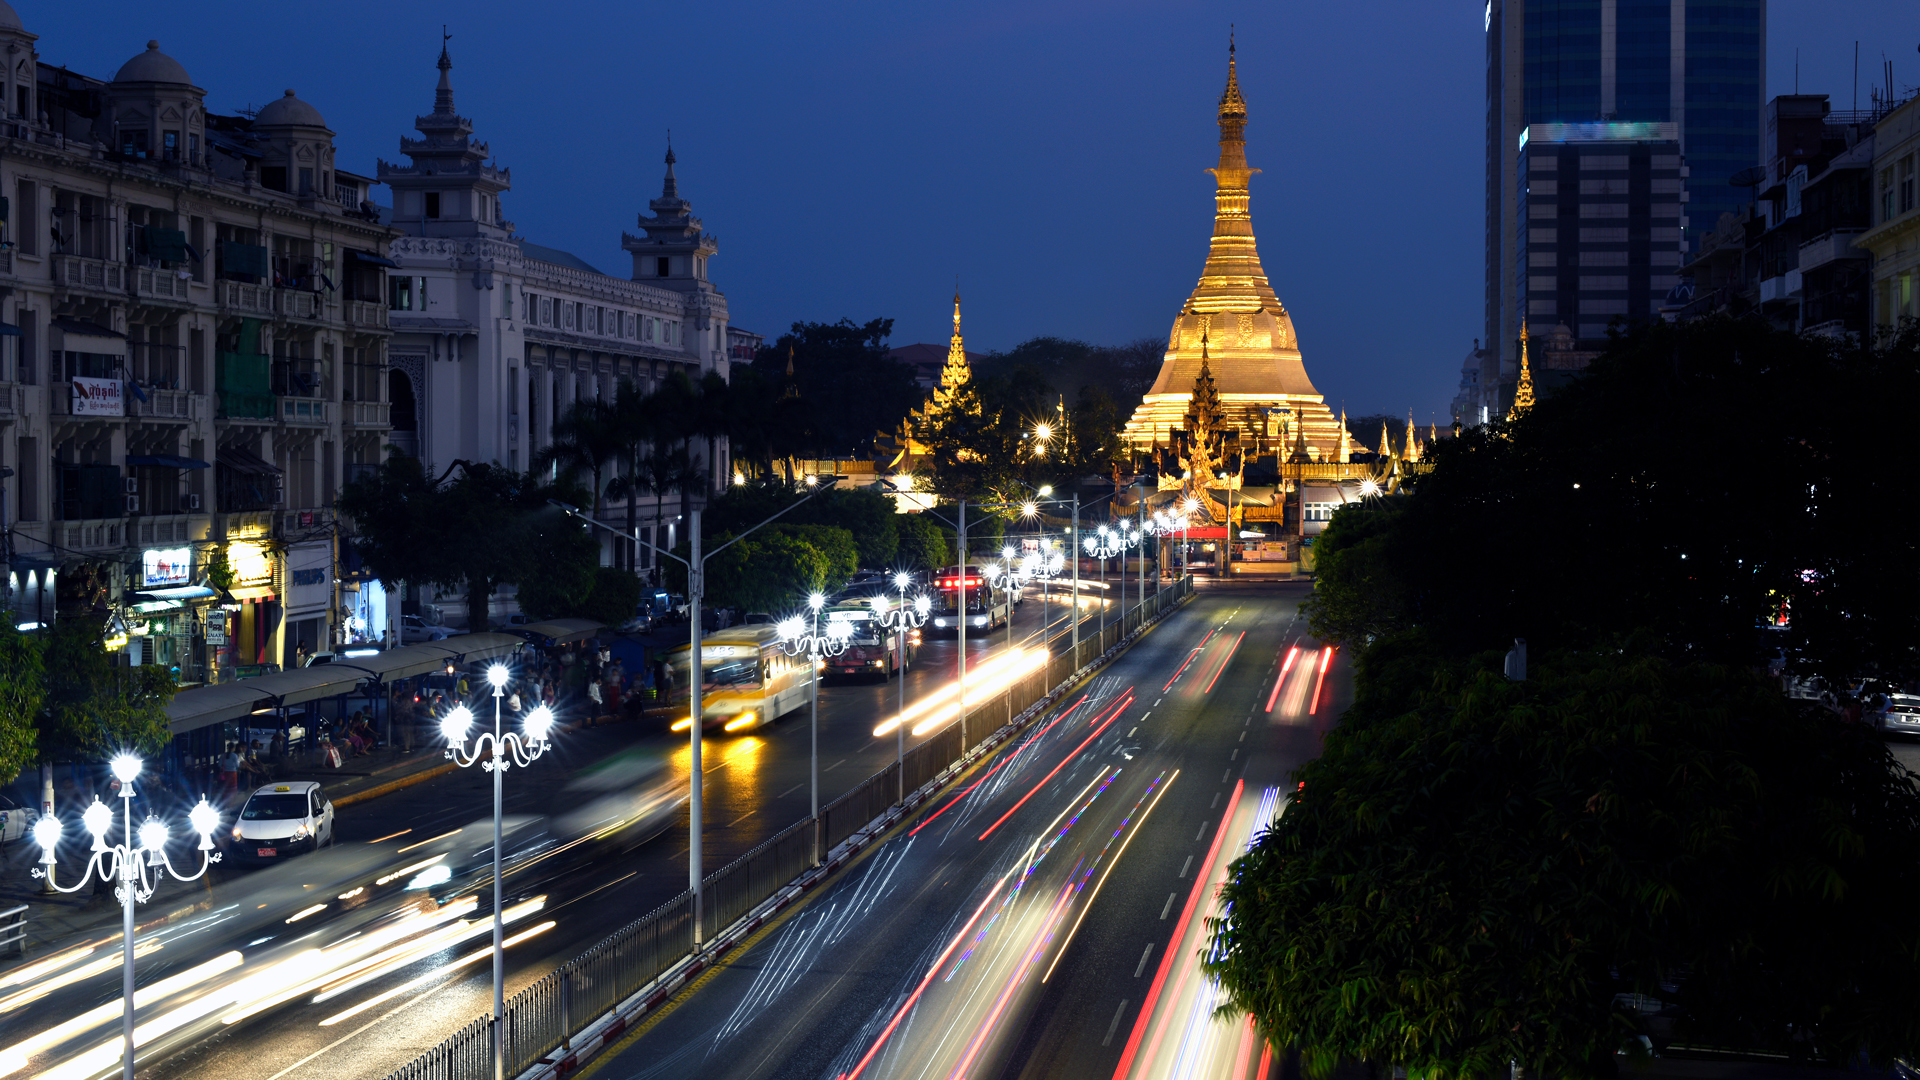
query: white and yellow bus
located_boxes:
[663,624,812,733]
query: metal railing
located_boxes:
[376,574,1195,1080]
[0,904,27,958]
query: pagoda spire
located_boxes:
[1379,420,1391,459]
[662,133,679,199]
[1337,407,1350,463]
[1508,322,1536,420]
[434,27,456,115]
[1404,409,1420,461]
[930,288,972,417]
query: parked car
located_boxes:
[618,609,653,634]
[1878,693,1920,737]
[400,615,450,644]
[492,613,533,633]
[229,781,335,863]
[0,794,38,845]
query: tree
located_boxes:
[338,458,594,631]
[536,397,622,523]
[0,623,43,784]
[40,616,173,760]
[701,482,900,570]
[750,318,919,455]
[895,513,951,571]
[1302,318,1920,689]
[1207,650,1920,1077]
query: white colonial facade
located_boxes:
[378,47,736,600]
[0,4,399,679]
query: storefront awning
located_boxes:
[127,454,212,469]
[512,618,604,645]
[331,632,529,682]
[217,446,281,475]
[0,323,22,338]
[135,585,218,601]
[348,250,401,269]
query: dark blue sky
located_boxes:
[21,2,1916,421]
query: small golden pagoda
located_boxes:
[1506,322,1536,421]
[1124,39,1348,462]
[887,291,975,465]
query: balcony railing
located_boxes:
[129,388,199,422]
[219,280,273,315]
[0,384,20,417]
[128,513,202,547]
[344,400,390,427]
[0,249,12,274]
[345,300,388,329]
[59,518,126,552]
[52,255,125,293]
[280,397,329,425]
[278,289,319,320]
[134,267,192,303]
[1797,230,1869,275]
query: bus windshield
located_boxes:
[668,644,766,691]
[825,608,884,645]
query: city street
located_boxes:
[0,576,1191,1080]
[578,580,1340,1080]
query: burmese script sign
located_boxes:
[70,377,125,417]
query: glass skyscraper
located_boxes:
[1478,0,1763,421]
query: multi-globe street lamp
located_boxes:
[1082,522,1140,638]
[875,573,932,799]
[985,544,1033,651]
[441,663,557,1080]
[30,754,222,1080]
[777,594,853,861]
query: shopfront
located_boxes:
[128,546,219,683]
[217,538,279,678]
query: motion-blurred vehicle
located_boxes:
[0,793,38,844]
[400,614,450,644]
[663,623,810,732]
[928,565,1011,635]
[230,781,335,863]
[823,599,917,681]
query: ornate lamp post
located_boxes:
[441,664,557,1080]
[1082,522,1140,640]
[31,754,222,1080]
[985,544,1032,651]
[876,573,931,800]
[777,595,853,861]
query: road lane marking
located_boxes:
[1104,1000,1130,1046]
[778,783,803,799]
[825,758,847,772]
[1154,698,1161,706]
[1128,728,1137,737]
[1043,771,1178,984]
[1194,822,1208,842]
[1231,749,1238,761]
[1160,893,1176,920]
[1134,944,1155,977]
[1210,792,1220,809]
[1221,769,1231,783]
[1178,855,1193,878]
[1238,731,1246,741]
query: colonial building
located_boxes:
[1122,42,1353,465]
[1859,93,1920,330]
[0,5,399,679]
[378,45,735,590]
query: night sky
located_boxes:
[21,1,1917,422]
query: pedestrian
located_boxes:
[296,639,313,668]
[219,743,241,802]
[606,673,624,719]
[586,676,604,727]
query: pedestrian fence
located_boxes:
[378,574,1194,1080]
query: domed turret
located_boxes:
[113,40,193,86]
[254,88,327,130]
[0,2,26,32]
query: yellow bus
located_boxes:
[663,623,812,733]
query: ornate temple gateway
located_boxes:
[1124,42,1353,468]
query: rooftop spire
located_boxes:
[434,27,455,115]
[662,131,678,199]
[1508,322,1536,421]
[1219,28,1247,126]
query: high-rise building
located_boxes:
[1481,0,1765,420]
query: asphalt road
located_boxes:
[577,579,1342,1080]
[0,579,1159,1080]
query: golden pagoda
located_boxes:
[888,290,975,465]
[1506,322,1535,421]
[1124,40,1345,461]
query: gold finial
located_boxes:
[1507,322,1536,421]
[1404,408,1420,461]
[1219,32,1247,121]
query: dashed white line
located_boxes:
[1104,999,1130,1045]
[1221,769,1231,784]
[1134,943,1156,977]
[1238,732,1246,742]
[1193,822,1208,842]
[1160,892,1177,920]
[1127,728,1137,738]
[1210,792,1221,809]
[1178,855,1193,878]
[1230,749,1238,761]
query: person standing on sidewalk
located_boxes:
[219,744,241,802]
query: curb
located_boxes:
[330,761,459,808]
[507,584,1197,1080]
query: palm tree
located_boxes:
[534,397,622,530]
[606,379,662,572]
[694,371,733,490]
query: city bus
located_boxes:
[928,565,1011,636]
[662,624,811,733]
[823,599,919,681]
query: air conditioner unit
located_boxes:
[124,477,139,494]
[187,494,202,511]
[125,495,140,513]
[272,487,286,506]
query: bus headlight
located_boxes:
[973,615,988,627]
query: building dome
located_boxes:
[113,40,193,86]
[0,2,25,32]
[254,89,327,129]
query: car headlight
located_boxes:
[231,825,244,840]
[973,616,988,626]
[294,823,310,839]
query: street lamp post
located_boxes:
[553,488,824,944]
[777,597,852,862]
[441,665,557,1080]
[876,574,931,801]
[986,545,1030,652]
[31,755,222,1080]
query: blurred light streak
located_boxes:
[1266,645,1300,713]
[1202,632,1246,694]
[0,950,241,1078]
[395,829,460,854]
[1111,780,1245,1080]
[1308,646,1335,715]
[0,939,161,1013]
[316,920,555,1027]
[977,707,1125,841]
[1041,769,1178,983]
[837,876,1008,1080]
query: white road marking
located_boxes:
[1160,892,1177,920]
[1104,999,1130,1045]
[1178,855,1193,878]
[1134,943,1155,977]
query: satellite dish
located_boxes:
[1729,166,1767,188]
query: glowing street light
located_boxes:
[32,753,221,1080]
[777,593,854,861]
[442,663,556,1080]
[876,576,932,800]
